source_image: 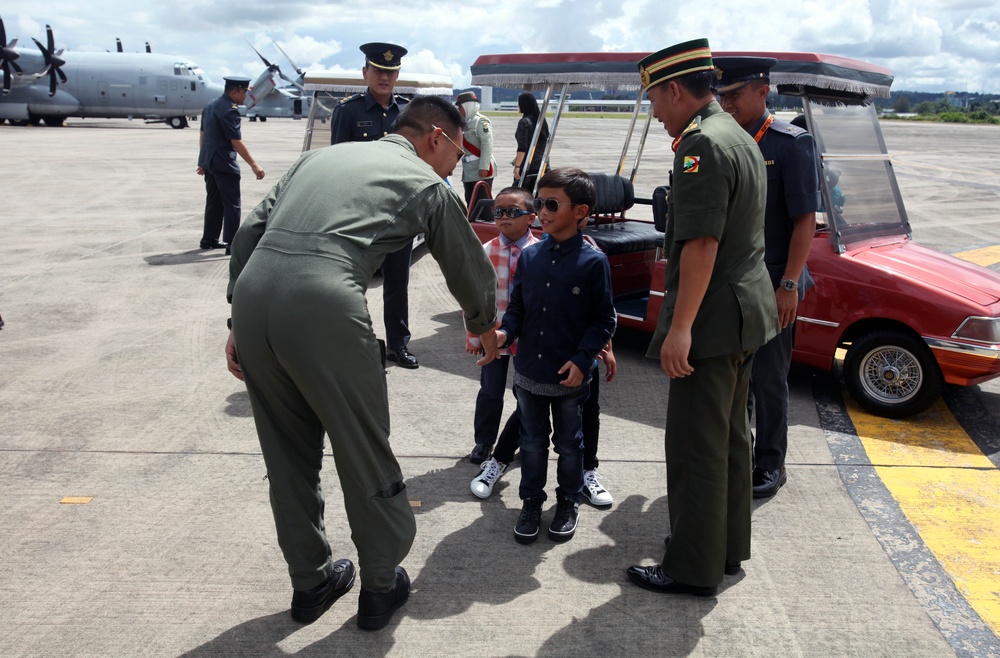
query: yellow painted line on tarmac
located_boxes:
[847,398,1000,634]
[953,246,1000,268]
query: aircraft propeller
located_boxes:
[32,24,66,97]
[272,40,306,90]
[247,40,297,87]
[0,16,24,94]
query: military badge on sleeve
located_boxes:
[683,156,700,173]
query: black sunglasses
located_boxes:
[532,197,579,213]
[492,207,532,220]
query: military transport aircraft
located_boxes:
[0,17,222,128]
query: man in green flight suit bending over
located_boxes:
[626,38,779,597]
[224,96,499,630]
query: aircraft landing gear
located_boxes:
[168,116,188,129]
[42,116,66,126]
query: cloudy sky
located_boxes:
[3,0,999,93]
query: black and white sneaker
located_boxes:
[582,469,613,508]
[471,457,507,499]
[548,499,579,542]
[514,497,543,544]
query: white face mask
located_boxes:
[460,100,481,118]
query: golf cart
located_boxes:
[469,51,1000,418]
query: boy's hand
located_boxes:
[558,361,584,387]
[476,329,500,366]
[601,347,618,382]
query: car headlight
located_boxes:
[953,316,1000,344]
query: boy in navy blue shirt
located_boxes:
[496,168,616,544]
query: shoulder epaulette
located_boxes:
[339,93,364,105]
[680,115,702,140]
[770,118,806,137]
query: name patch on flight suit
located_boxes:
[683,156,701,173]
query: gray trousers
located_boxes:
[662,350,755,588]
[231,250,415,592]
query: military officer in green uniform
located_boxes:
[626,39,779,597]
[225,96,499,629]
[455,90,497,204]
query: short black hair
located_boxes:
[494,186,533,209]
[675,70,718,99]
[537,167,596,210]
[393,96,463,138]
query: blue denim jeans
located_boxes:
[474,355,511,446]
[514,384,589,503]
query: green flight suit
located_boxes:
[647,101,779,588]
[228,135,498,592]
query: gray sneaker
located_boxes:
[470,457,507,499]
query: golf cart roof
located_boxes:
[303,71,453,96]
[470,51,892,102]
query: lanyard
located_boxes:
[753,114,774,144]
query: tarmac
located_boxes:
[1,115,999,657]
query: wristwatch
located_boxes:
[779,279,798,291]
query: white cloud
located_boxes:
[2,0,999,92]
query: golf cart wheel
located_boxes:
[843,330,942,418]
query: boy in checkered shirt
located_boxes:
[466,187,540,482]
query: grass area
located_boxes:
[483,111,637,120]
[882,113,1000,125]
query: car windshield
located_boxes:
[806,101,911,250]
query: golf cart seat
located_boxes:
[584,173,660,256]
[589,173,635,220]
[467,180,494,222]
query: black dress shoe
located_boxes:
[200,239,226,250]
[469,444,492,464]
[290,558,356,623]
[663,535,741,575]
[387,346,419,369]
[626,564,718,597]
[357,566,410,631]
[224,245,231,256]
[752,466,787,499]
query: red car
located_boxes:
[469,51,1000,418]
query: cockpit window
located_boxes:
[174,63,191,76]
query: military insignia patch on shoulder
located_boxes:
[482,120,491,133]
[683,156,700,173]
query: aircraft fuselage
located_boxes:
[0,51,224,124]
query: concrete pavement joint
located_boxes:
[813,374,1000,657]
